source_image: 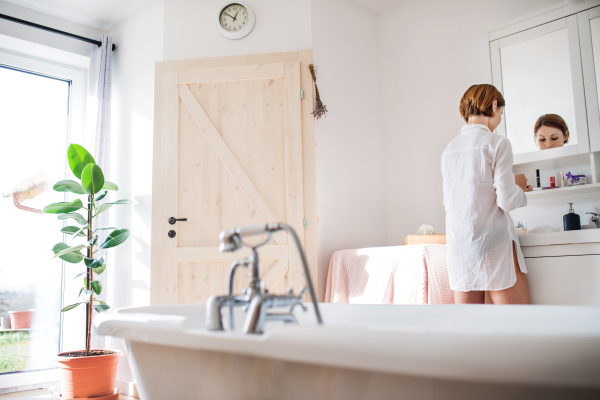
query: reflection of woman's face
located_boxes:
[536,126,568,150]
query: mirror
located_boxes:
[500,27,578,155]
[590,16,600,119]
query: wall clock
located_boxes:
[217,3,255,40]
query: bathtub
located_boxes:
[94,304,600,399]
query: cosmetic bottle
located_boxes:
[536,169,541,188]
[564,203,581,231]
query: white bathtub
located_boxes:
[94,304,600,399]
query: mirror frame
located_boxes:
[578,6,600,153]
[490,15,590,165]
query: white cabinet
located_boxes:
[520,231,600,306]
[525,255,600,306]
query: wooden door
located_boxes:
[151,51,317,305]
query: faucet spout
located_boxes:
[208,223,322,334]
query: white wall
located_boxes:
[311,0,387,299]
[163,0,311,60]
[108,0,164,382]
[163,0,388,299]
[377,0,565,245]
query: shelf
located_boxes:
[525,182,600,198]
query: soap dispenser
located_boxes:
[564,203,581,231]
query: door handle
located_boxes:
[168,217,188,225]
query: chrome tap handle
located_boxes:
[586,212,600,220]
[587,212,600,228]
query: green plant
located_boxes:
[44,144,132,355]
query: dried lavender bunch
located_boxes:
[308,64,328,119]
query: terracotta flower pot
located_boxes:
[8,310,34,329]
[56,350,122,399]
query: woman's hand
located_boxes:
[515,174,532,192]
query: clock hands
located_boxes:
[224,12,235,20]
[234,10,240,21]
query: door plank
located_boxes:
[262,259,289,291]
[176,245,289,262]
[151,68,179,305]
[179,62,285,85]
[284,61,306,292]
[179,83,287,244]
[165,51,302,71]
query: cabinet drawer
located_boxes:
[525,255,600,306]
[522,243,600,257]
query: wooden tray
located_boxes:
[403,234,446,245]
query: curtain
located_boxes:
[87,35,113,350]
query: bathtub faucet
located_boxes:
[206,222,322,333]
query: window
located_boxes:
[0,51,86,388]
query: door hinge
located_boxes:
[300,89,304,99]
[303,219,307,229]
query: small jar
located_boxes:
[514,221,527,235]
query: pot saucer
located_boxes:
[49,384,120,399]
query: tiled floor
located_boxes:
[0,389,136,399]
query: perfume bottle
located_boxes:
[564,203,581,231]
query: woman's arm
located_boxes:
[493,138,527,212]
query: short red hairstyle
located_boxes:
[459,84,505,123]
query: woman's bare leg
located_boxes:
[484,291,493,304]
[489,243,530,304]
[454,290,485,304]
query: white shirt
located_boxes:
[441,124,527,291]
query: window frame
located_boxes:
[0,49,87,390]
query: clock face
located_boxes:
[219,4,249,33]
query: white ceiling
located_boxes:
[351,0,406,14]
[4,0,155,31]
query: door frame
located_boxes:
[150,50,317,304]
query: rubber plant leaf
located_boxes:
[93,227,117,233]
[92,264,106,275]
[90,280,102,295]
[52,242,84,264]
[102,181,119,191]
[52,243,86,260]
[84,257,103,269]
[72,272,86,281]
[67,144,95,179]
[61,302,85,312]
[53,180,86,195]
[81,163,105,196]
[93,304,110,313]
[99,229,130,249]
[57,212,88,225]
[96,199,133,215]
[95,191,108,201]
[43,199,83,214]
[61,225,88,237]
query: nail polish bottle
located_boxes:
[564,203,581,231]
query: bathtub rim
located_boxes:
[93,303,600,389]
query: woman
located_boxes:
[534,114,569,150]
[441,84,532,304]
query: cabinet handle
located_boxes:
[168,217,187,225]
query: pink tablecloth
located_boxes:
[325,245,453,304]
